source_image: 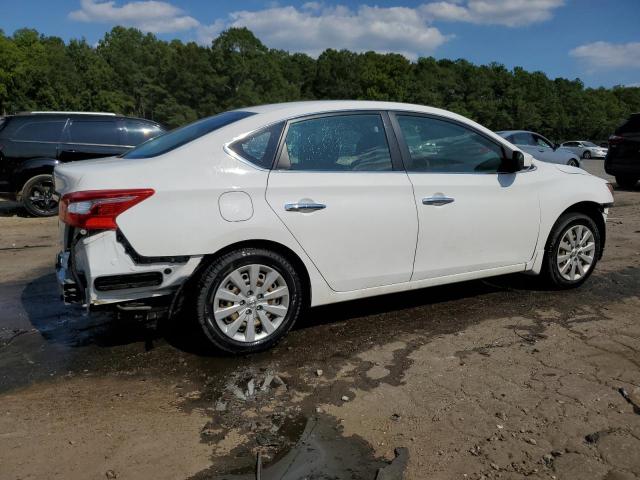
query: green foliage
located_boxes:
[1,26,639,139]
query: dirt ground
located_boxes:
[1,160,639,480]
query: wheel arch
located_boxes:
[170,239,313,318]
[14,158,59,196]
[551,201,606,259]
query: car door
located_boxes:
[266,112,418,292]
[58,118,128,162]
[391,113,540,280]
[531,133,566,164]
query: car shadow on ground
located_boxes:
[20,272,158,349]
[0,200,28,217]
[19,270,548,358]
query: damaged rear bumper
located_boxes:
[56,230,202,310]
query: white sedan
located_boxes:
[560,140,608,159]
[54,101,614,353]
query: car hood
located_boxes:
[554,164,589,175]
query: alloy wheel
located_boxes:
[26,177,59,216]
[211,264,290,343]
[556,224,596,281]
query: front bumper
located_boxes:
[56,230,202,309]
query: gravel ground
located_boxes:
[0,159,638,480]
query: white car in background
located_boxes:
[560,140,608,159]
[497,130,581,167]
[55,101,613,354]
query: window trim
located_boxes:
[388,111,511,175]
[273,110,404,172]
[224,121,286,171]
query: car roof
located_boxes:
[241,100,462,118]
[10,111,162,125]
[495,130,532,136]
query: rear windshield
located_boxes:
[616,114,640,135]
[123,111,255,159]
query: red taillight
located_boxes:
[608,135,624,145]
[59,189,154,230]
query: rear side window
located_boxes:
[68,120,119,145]
[12,120,66,142]
[124,110,255,159]
[397,115,503,173]
[279,114,393,171]
[121,119,164,146]
[228,122,284,169]
[616,114,640,135]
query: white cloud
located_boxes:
[569,41,640,71]
[225,5,450,58]
[69,0,199,33]
[421,0,565,27]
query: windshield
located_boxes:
[583,141,598,147]
[123,111,255,159]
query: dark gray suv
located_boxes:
[0,112,165,216]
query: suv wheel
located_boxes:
[194,247,304,354]
[616,175,638,189]
[542,212,600,289]
[21,174,59,217]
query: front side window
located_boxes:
[121,120,164,146]
[511,132,535,146]
[279,114,392,171]
[13,120,66,142]
[533,135,553,149]
[124,110,255,159]
[397,115,503,173]
[68,120,119,145]
[228,122,284,169]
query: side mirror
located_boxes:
[553,143,560,150]
[501,150,525,173]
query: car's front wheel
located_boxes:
[542,212,600,289]
[616,175,638,189]
[21,174,59,217]
[194,247,304,354]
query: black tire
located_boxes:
[21,174,59,217]
[567,159,579,167]
[616,175,638,189]
[582,150,591,159]
[541,212,601,289]
[194,247,304,354]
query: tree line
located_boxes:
[1,26,639,142]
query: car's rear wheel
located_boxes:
[542,212,600,289]
[194,247,304,354]
[582,150,591,159]
[567,159,579,167]
[616,175,638,189]
[21,174,59,217]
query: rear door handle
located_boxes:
[284,202,326,212]
[422,196,454,206]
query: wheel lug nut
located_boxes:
[257,305,262,310]
[240,300,245,305]
[248,290,253,296]
[246,309,252,315]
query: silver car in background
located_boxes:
[560,140,608,159]
[497,130,581,167]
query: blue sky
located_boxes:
[2,0,639,88]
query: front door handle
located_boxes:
[422,196,454,206]
[284,202,326,212]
